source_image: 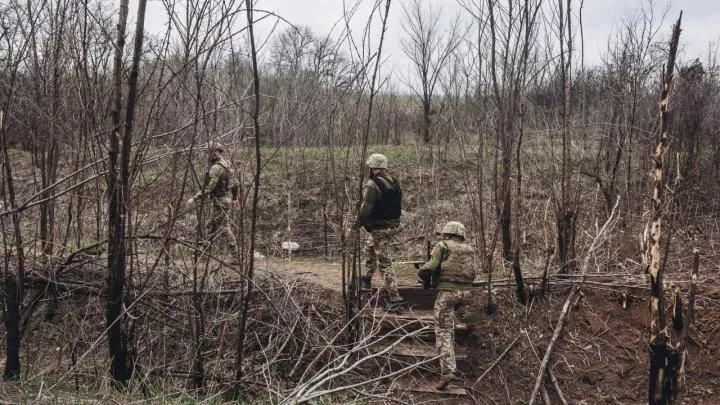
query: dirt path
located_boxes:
[256,256,422,291]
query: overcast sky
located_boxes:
[143,0,720,85]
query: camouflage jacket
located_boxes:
[357,170,401,231]
[417,237,476,290]
[194,158,239,204]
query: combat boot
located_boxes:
[360,275,371,289]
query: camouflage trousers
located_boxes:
[434,289,471,375]
[364,227,402,303]
[207,200,237,254]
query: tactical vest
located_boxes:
[439,239,476,284]
[368,175,401,221]
[210,161,230,199]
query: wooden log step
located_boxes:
[360,286,437,309]
[363,308,469,335]
[390,375,471,399]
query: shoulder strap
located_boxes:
[372,174,397,192]
[214,159,229,170]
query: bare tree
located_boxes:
[462,0,543,298]
[235,0,263,384]
[581,3,664,216]
[349,0,393,329]
[553,0,578,274]
[1,109,26,381]
[401,0,461,144]
[0,1,32,380]
[106,0,148,383]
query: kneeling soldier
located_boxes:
[417,221,477,390]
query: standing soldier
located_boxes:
[417,221,476,390]
[187,142,240,257]
[357,153,405,312]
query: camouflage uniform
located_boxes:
[417,228,476,385]
[435,289,472,377]
[364,227,401,302]
[358,168,403,304]
[194,156,239,251]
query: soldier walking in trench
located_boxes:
[356,153,406,313]
[187,142,240,260]
[417,221,477,390]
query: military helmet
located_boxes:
[366,153,388,169]
[441,221,466,240]
[206,141,225,153]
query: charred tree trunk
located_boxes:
[119,0,146,380]
[646,14,681,405]
[106,0,147,384]
[106,0,129,383]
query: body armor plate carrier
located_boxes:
[438,239,476,284]
[210,161,230,199]
[369,175,401,221]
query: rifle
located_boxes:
[395,241,436,289]
[420,240,430,288]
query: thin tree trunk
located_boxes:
[676,248,699,388]
[556,0,576,274]
[106,0,147,383]
[512,105,525,302]
[236,0,263,383]
[119,0,147,380]
[349,0,392,327]
[106,0,129,383]
[1,110,26,381]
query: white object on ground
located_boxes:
[281,241,300,251]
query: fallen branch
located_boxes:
[548,362,568,405]
[472,334,520,387]
[282,325,433,404]
[541,387,552,405]
[528,285,579,405]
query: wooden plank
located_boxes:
[392,378,468,396]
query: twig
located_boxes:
[522,330,568,405]
[472,335,520,387]
[548,362,568,405]
[283,325,433,404]
[541,386,552,405]
[528,284,579,405]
